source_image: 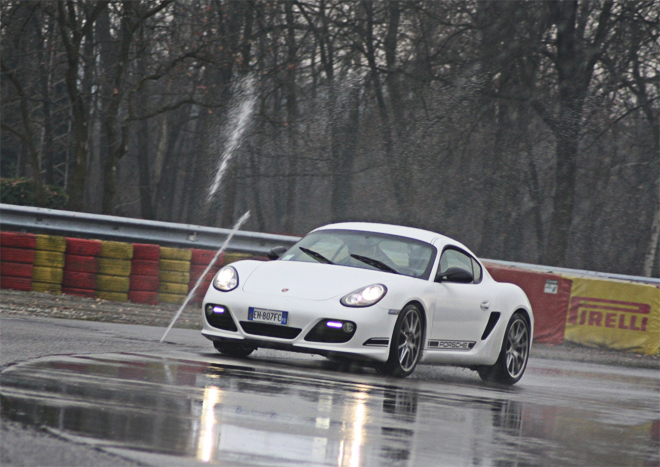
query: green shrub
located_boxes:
[0,178,68,209]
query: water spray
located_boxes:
[207,75,257,203]
[160,211,251,342]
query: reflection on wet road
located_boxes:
[1,352,658,466]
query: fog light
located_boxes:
[343,322,355,333]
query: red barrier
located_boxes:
[132,243,160,261]
[128,290,159,305]
[1,262,34,278]
[129,274,160,292]
[188,249,223,303]
[0,276,32,291]
[131,259,159,276]
[484,262,572,344]
[64,255,99,273]
[65,238,102,256]
[64,238,101,298]
[1,247,35,263]
[62,287,96,298]
[63,271,97,290]
[0,232,36,292]
[1,231,36,249]
[129,244,160,304]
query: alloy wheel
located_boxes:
[397,309,422,372]
[505,318,529,378]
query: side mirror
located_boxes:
[267,246,288,260]
[436,267,474,284]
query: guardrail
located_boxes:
[1,203,658,284]
[0,204,299,254]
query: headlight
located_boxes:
[213,266,238,291]
[340,284,387,307]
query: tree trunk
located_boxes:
[538,0,613,266]
[283,0,298,233]
[362,1,406,220]
[136,27,154,219]
[57,1,108,211]
[0,62,47,206]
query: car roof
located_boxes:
[313,222,471,253]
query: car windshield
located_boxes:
[280,229,437,280]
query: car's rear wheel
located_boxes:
[477,311,530,385]
[379,304,423,377]
[213,340,256,358]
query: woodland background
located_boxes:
[1,1,658,276]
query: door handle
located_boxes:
[480,300,490,311]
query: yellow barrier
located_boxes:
[160,246,192,261]
[564,277,660,355]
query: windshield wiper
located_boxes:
[300,247,334,264]
[350,254,399,274]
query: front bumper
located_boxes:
[201,286,398,363]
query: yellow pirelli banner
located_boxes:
[564,277,660,355]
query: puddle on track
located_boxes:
[1,353,657,466]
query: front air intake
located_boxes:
[240,322,302,339]
[205,304,238,332]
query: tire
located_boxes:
[100,241,133,260]
[191,248,219,265]
[96,291,128,302]
[63,270,96,289]
[158,292,186,304]
[129,274,160,292]
[159,259,190,273]
[478,311,530,385]
[63,287,97,299]
[66,238,102,257]
[132,243,160,261]
[379,304,424,378]
[128,290,159,305]
[190,264,220,281]
[65,255,99,273]
[33,250,65,268]
[0,262,33,278]
[159,270,190,284]
[213,340,255,358]
[98,258,132,276]
[96,274,130,292]
[131,260,159,276]
[160,246,192,261]
[32,281,62,294]
[159,281,189,294]
[1,232,36,249]
[35,234,66,252]
[1,276,32,291]
[224,252,252,264]
[32,266,64,284]
[1,247,35,264]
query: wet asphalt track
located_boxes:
[1,316,658,466]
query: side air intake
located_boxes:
[481,312,501,340]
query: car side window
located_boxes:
[439,248,480,283]
[471,257,483,283]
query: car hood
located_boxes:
[241,260,391,301]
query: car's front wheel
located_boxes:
[477,311,530,385]
[213,340,256,358]
[379,304,424,377]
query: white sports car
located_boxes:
[202,223,533,384]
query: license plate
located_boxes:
[248,307,288,325]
